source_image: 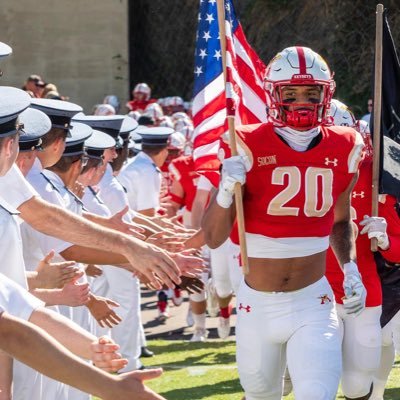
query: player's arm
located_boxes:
[330,172,366,315]
[329,172,359,265]
[192,187,212,229]
[202,156,247,249]
[168,179,185,217]
[360,196,400,262]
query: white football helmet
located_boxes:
[356,119,373,158]
[264,46,335,129]
[168,132,186,150]
[174,117,193,133]
[169,96,184,107]
[330,99,356,127]
[158,116,174,128]
[133,83,151,100]
[172,111,189,121]
[357,119,370,134]
[144,102,164,120]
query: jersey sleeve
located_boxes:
[347,130,366,173]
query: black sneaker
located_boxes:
[140,346,154,358]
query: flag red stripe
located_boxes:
[193,92,226,127]
[194,124,226,148]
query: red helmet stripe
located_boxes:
[296,46,307,74]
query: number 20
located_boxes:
[267,167,333,217]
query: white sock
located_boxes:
[371,343,395,398]
[193,313,206,330]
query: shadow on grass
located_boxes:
[147,351,236,370]
[383,387,400,399]
[146,327,236,341]
[147,341,236,353]
[160,377,242,399]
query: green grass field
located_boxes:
[137,340,400,400]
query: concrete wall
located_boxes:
[0,0,129,113]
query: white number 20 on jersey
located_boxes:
[267,166,333,217]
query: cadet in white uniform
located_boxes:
[19,99,92,400]
[119,126,174,325]
[72,114,144,371]
[80,129,118,337]
[119,126,174,215]
[0,87,47,400]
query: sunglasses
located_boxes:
[72,155,89,167]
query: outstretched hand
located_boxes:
[35,250,81,289]
[109,206,146,240]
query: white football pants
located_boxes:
[336,304,382,398]
[236,277,342,400]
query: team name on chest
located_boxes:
[257,155,277,167]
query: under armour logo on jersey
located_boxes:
[318,294,332,305]
[238,303,251,313]
[352,191,365,199]
[324,157,338,167]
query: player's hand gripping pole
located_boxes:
[371,4,384,252]
[216,0,249,274]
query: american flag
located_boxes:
[192,0,267,171]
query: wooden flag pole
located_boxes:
[216,0,249,274]
[371,4,384,252]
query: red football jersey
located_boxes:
[326,156,400,306]
[169,155,200,212]
[230,123,364,241]
[126,98,157,112]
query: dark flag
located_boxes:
[370,9,400,328]
[371,9,400,199]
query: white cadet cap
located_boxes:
[137,126,174,146]
[0,42,12,60]
[120,115,139,141]
[85,129,116,159]
[0,87,31,137]
[63,123,93,156]
[72,114,124,143]
[18,108,51,151]
[30,98,83,137]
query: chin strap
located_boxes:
[274,126,320,152]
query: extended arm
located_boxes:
[18,196,180,288]
[330,172,366,315]
[329,173,359,266]
[0,312,165,399]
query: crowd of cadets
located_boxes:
[0,39,400,400]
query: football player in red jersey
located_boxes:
[126,83,157,113]
[323,100,400,400]
[202,46,366,400]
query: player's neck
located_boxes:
[274,126,320,152]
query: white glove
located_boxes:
[359,215,389,250]
[216,155,249,208]
[342,261,366,317]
